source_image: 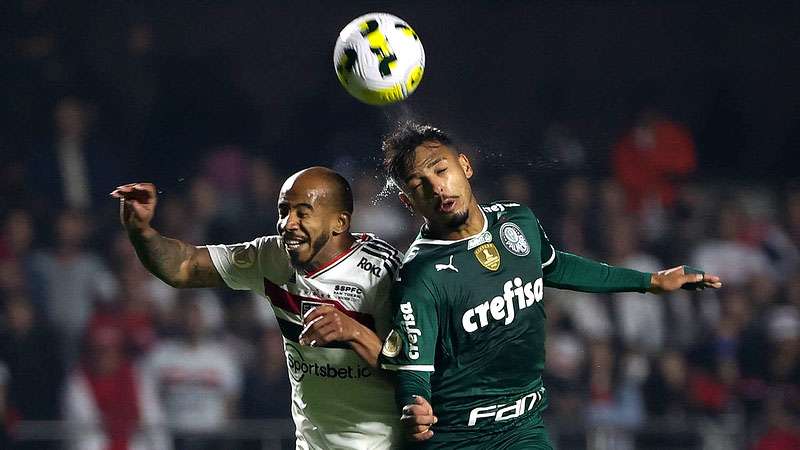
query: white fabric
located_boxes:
[142,341,240,432]
[57,138,91,209]
[206,234,401,450]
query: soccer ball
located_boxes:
[333,13,425,105]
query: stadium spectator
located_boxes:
[554,175,593,255]
[585,343,646,450]
[643,351,692,421]
[611,106,697,213]
[27,96,124,213]
[692,203,771,286]
[0,209,46,308]
[540,120,587,173]
[752,395,800,450]
[0,293,64,449]
[239,327,290,421]
[142,294,241,450]
[606,216,665,355]
[63,317,170,450]
[30,209,118,362]
[239,156,280,242]
[239,327,293,449]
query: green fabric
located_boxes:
[407,409,553,449]
[396,370,432,410]
[380,201,651,445]
[544,251,652,293]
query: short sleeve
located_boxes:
[205,236,290,291]
[379,269,438,372]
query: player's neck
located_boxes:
[426,201,485,241]
[305,232,356,273]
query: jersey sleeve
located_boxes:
[536,218,557,269]
[379,266,438,373]
[204,236,290,291]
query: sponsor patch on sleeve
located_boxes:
[381,329,402,357]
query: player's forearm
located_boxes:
[543,251,651,293]
[348,324,383,368]
[128,227,199,288]
[396,370,432,408]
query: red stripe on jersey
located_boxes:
[305,234,368,278]
[263,278,375,331]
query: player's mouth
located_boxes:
[284,236,309,252]
[437,197,458,214]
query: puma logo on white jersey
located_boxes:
[435,255,459,272]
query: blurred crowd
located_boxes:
[2,1,799,449]
[1,94,799,450]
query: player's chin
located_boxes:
[445,209,469,228]
[287,248,312,269]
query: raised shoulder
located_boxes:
[481,200,535,219]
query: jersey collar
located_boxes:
[413,208,488,246]
[303,233,367,278]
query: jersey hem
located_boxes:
[381,364,435,372]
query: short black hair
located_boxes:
[327,171,354,214]
[382,121,452,185]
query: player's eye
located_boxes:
[436,167,447,175]
[278,205,289,217]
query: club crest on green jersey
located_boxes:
[499,222,530,257]
[474,243,501,271]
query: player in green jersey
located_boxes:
[377,122,723,449]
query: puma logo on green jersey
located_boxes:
[462,277,544,333]
[400,302,421,360]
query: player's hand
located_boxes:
[648,265,722,293]
[110,182,158,235]
[401,396,437,442]
[299,305,361,347]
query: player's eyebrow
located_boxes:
[404,156,447,183]
[278,200,314,210]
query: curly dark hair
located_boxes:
[381,121,452,185]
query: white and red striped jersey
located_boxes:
[206,233,402,450]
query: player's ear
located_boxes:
[398,192,414,213]
[458,153,473,179]
[332,211,351,235]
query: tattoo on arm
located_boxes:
[129,231,222,288]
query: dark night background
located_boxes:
[1,2,800,449]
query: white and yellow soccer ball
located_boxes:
[333,13,425,105]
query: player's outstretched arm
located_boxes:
[544,251,722,294]
[299,305,383,367]
[111,182,223,288]
[648,265,722,293]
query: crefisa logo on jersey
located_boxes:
[462,277,544,332]
[499,222,530,257]
[400,302,421,359]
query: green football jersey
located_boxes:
[380,201,555,442]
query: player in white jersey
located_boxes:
[112,167,402,449]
